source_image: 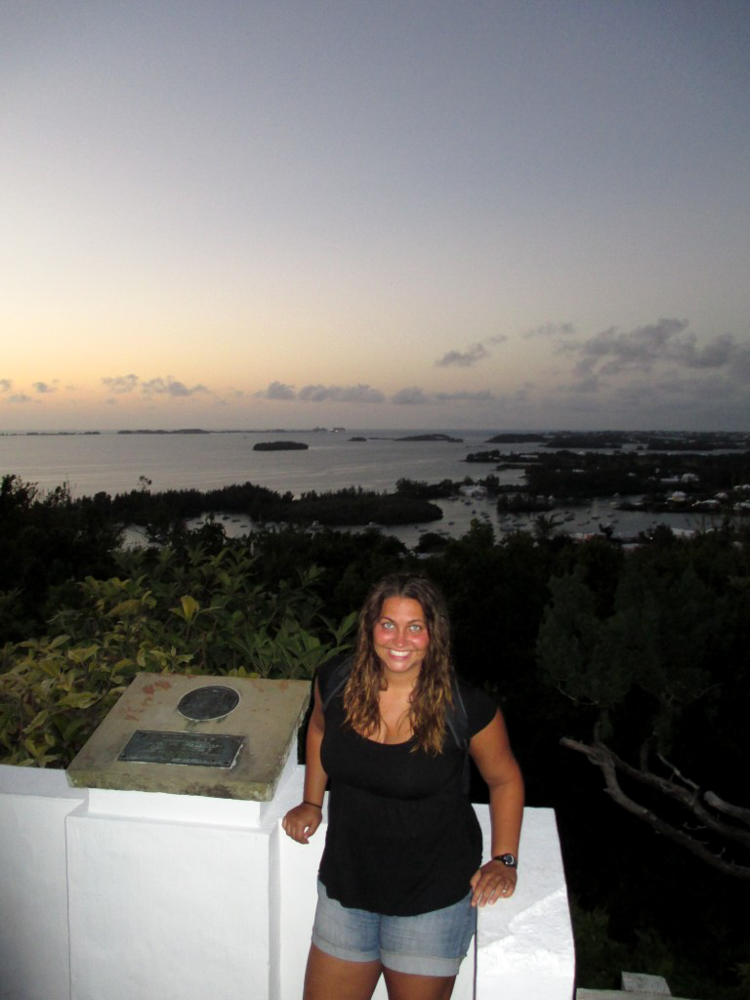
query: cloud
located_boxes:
[33,381,58,394]
[565,321,750,394]
[523,322,576,339]
[392,386,494,405]
[102,374,139,394]
[571,319,690,377]
[609,370,750,424]
[392,386,429,405]
[9,394,32,404]
[257,381,386,403]
[565,374,601,394]
[434,330,510,368]
[262,381,296,400]
[435,343,489,368]
[298,384,385,403]
[0,379,11,393]
[141,377,208,397]
[102,374,208,397]
[433,390,495,402]
[677,332,735,368]
[728,344,750,383]
[671,333,750,382]
[552,319,750,429]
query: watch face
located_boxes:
[497,853,517,868]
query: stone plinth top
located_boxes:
[67,673,310,800]
[621,974,671,994]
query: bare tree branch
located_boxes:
[655,752,699,792]
[606,746,750,852]
[704,791,750,827]
[561,737,750,880]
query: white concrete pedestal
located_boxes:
[0,760,575,1000]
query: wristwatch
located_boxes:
[492,853,518,868]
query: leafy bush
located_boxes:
[0,543,355,767]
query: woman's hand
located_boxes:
[470,860,518,907]
[282,802,323,844]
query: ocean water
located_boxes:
[0,429,511,497]
[0,429,713,546]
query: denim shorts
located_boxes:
[311,881,476,977]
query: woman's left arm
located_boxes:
[468,710,525,907]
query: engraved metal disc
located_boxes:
[177,685,240,722]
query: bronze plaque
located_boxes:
[118,730,244,768]
[177,685,240,722]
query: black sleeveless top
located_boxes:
[316,659,497,916]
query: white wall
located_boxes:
[0,766,81,1000]
[0,761,575,1000]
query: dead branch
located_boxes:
[704,791,750,827]
[561,736,750,880]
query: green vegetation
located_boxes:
[537,532,750,880]
[293,486,442,525]
[0,474,749,998]
[0,546,355,768]
[526,449,750,499]
[94,480,442,539]
[483,448,750,515]
[0,475,123,641]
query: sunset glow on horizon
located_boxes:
[2,1,749,432]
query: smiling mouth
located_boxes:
[385,649,412,659]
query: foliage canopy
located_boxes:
[1,476,749,997]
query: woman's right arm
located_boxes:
[281,677,327,844]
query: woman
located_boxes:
[282,574,524,1000]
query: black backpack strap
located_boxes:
[446,675,471,794]
[318,654,354,713]
[445,675,469,751]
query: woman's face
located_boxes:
[372,596,430,679]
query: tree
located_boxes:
[537,536,750,879]
[0,476,122,641]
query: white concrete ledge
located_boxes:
[0,762,575,1000]
[474,807,574,1000]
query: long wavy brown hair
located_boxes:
[342,574,454,755]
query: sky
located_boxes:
[2,0,749,432]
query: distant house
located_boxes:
[692,499,720,510]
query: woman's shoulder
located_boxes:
[453,674,499,736]
[315,653,354,704]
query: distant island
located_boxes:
[253,441,309,452]
[118,428,210,435]
[117,428,315,436]
[395,433,464,443]
[21,431,102,437]
[485,433,546,444]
